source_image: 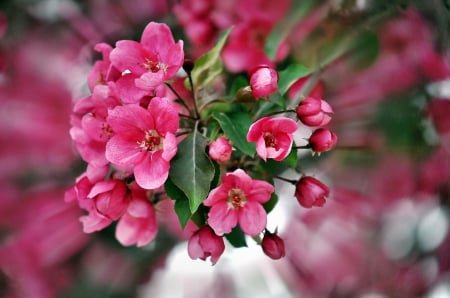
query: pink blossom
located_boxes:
[105,97,179,189]
[247,116,298,161]
[250,66,278,97]
[308,128,338,153]
[87,43,120,90]
[188,225,225,265]
[288,76,325,100]
[209,136,232,162]
[295,176,329,208]
[261,231,285,260]
[296,97,333,127]
[110,22,184,91]
[203,169,274,236]
[115,193,158,247]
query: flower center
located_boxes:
[144,58,161,73]
[137,130,163,152]
[264,132,277,148]
[228,188,246,209]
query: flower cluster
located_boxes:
[68,21,337,264]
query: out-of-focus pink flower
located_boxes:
[105,97,179,190]
[249,66,278,97]
[110,22,183,92]
[261,231,285,260]
[209,136,232,162]
[296,97,333,127]
[309,128,338,153]
[288,76,325,100]
[427,99,450,135]
[204,169,274,236]
[295,176,329,208]
[247,116,298,161]
[188,225,225,265]
[115,193,158,247]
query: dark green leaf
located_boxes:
[224,226,247,248]
[278,64,312,95]
[165,177,192,228]
[169,132,215,213]
[212,112,256,156]
[263,192,279,213]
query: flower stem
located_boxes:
[274,175,297,185]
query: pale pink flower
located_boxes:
[110,22,184,91]
[296,97,333,127]
[105,97,179,189]
[209,136,232,162]
[115,192,158,247]
[246,116,298,161]
[188,225,225,265]
[250,66,278,97]
[204,169,274,236]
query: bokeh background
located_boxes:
[0,0,449,297]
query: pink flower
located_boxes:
[288,76,325,100]
[115,194,158,247]
[188,225,225,265]
[250,66,278,97]
[203,169,274,236]
[261,231,285,260]
[296,97,333,127]
[247,116,298,161]
[105,97,179,189]
[295,176,329,208]
[308,128,338,153]
[209,136,232,162]
[110,22,184,91]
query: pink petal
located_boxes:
[239,201,267,236]
[141,22,176,56]
[162,133,178,161]
[80,213,111,233]
[246,180,274,203]
[135,71,165,91]
[115,74,150,104]
[87,180,116,198]
[207,201,238,236]
[110,40,147,74]
[203,184,229,207]
[246,117,269,142]
[255,137,268,161]
[150,97,180,133]
[105,135,144,166]
[164,41,184,79]
[134,152,169,189]
[107,104,154,133]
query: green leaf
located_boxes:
[278,64,312,95]
[191,27,232,90]
[169,132,215,213]
[164,177,191,228]
[212,112,256,156]
[265,0,316,60]
[263,192,279,213]
[224,226,247,248]
[348,29,379,69]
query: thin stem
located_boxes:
[179,113,197,121]
[274,175,297,185]
[187,73,200,119]
[294,144,310,149]
[262,109,296,118]
[165,83,191,112]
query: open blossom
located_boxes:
[295,176,329,208]
[110,22,184,91]
[209,136,232,162]
[105,97,179,189]
[309,128,338,153]
[188,225,225,265]
[296,97,333,127]
[203,169,274,236]
[247,116,298,161]
[250,66,278,97]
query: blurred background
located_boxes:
[0,0,449,297]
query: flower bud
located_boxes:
[188,225,225,265]
[296,97,333,127]
[249,66,278,97]
[209,136,232,162]
[261,231,285,260]
[295,176,329,208]
[309,128,338,153]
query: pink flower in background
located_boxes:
[261,231,285,260]
[87,43,120,90]
[288,76,325,100]
[308,128,338,153]
[295,176,329,208]
[188,225,225,265]
[296,97,333,127]
[105,97,179,189]
[209,136,232,162]
[204,169,274,236]
[247,116,298,161]
[249,66,278,97]
[115,192,158,247]
[110,22,184,91]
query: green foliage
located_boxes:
[278,64,312,95]
[165,177,191,228]
[169,131,215,214]
[224,226,247,248]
